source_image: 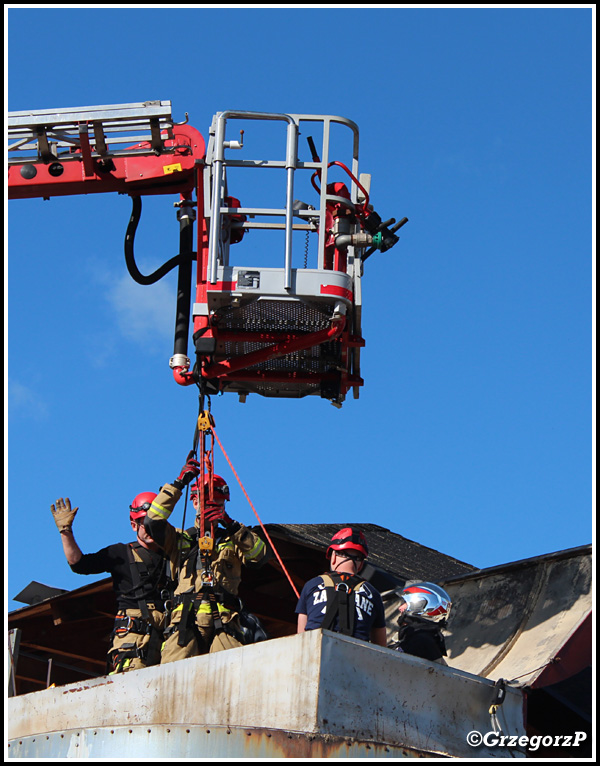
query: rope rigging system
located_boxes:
[187,380,300,599]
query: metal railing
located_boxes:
[204,111,361,289]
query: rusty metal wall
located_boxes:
[7,725,426,759]
[7,630,526,758]
[317,632,525,757]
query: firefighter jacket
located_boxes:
[144,483,268,613]
[395,615,448,662]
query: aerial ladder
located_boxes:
[8,100,407,407]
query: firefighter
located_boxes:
[296,527,387,646]
[143,456,270,662]
[393,582,452,664]
[50,493,171,674]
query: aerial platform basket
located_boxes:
[186,110,398,406]
[8,102,406,406]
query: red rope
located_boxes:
[211,425,300,599]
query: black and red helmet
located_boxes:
[326,527,369,559]
[129,491,157,521]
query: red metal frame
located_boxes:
[202,318,346,379]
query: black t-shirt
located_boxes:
[70,542,167,611]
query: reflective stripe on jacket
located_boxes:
[144,482,268,601]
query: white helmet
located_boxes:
[400,582,452,623]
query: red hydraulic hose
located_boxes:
[172,366,196,386]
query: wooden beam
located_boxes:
[15,674,45,686]
[20,642,106,668]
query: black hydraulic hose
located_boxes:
[124,195,193,285]
[173,205,195,359]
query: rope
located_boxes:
[176,383,208,571]
[506,657,561,685]
[211,425,300,599]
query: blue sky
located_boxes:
[6,7,594,611]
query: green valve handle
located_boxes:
[372,232,384,250]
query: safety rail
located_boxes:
[204,111,363,289]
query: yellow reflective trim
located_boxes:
[197,602,231,615]
[217,540,234,552]
[244,537,266,561]
[180,538,193,552]
[149,500,170,520]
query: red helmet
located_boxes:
[326,181,351,201]
[190,474,230,501]
[129,491,157,521]
[326,527,369,559]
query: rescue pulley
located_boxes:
[197,410,215,432]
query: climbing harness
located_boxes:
[125,543,169,618]
[108,543,170,672]
[319,572,367,637]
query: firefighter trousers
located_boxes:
[109,607,166,673]
[161,605,244,663]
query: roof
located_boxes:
[264,523,477,583]
[388,543,592,689]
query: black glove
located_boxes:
[173,451,201,491]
